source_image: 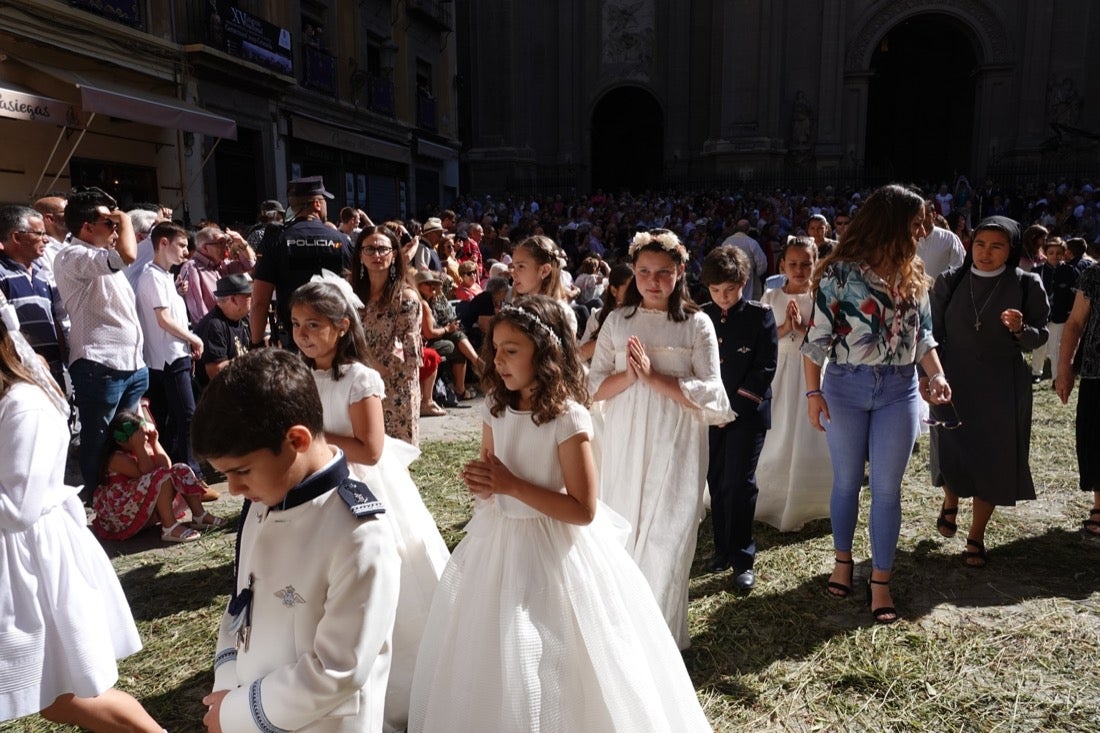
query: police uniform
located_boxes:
[703,299,778,575]
[253,178,353,346]
[212,452,399,733]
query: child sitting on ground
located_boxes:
[92,407,227,543]
[193,349,399,733]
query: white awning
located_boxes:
[14,58,237,139]
[0,80,80,126]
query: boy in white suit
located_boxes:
[193,349,399,733]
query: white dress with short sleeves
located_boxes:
[408,400,711,733]
[312,363,450,733]
[1,382,142,722]
[755,288,833,531]
[588,307,733,649]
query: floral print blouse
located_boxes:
[362,287,423,445]
[801,261,937,366]
[1075,265,1100,379]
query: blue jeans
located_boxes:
[69,359,149,497]
[823,362,919,572]
[149,356,201,478]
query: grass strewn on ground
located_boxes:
[6,390,1099,732]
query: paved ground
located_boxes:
[416,394,485,443]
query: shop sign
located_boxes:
[0,86,81,127]
[207,0,293,76]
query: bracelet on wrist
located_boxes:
[926,372,945,383]
[805,389,823,398]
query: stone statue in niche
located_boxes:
[790,91,815,150]
[1047,77,1082,128]
[602,0,654,66]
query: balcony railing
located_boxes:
[416,91,437,132]
[368,75,395,117]
[70,0,142,28]
[405,0,453,30]
[302,45,337,96]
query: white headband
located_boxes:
[499,304,562,347]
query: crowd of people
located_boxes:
[2,172,1099,732]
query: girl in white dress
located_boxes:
[0,314,162,731]
[409,295,712,733]
[510,235,578,335]
[589,230,734,649]
[757,237,833,531]
[290,278,450,733]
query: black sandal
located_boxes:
[867,579,898,624]
[1083,509,1100,537]
[963,538,987,567]
[936,504,958,538]
[826,557,854,598]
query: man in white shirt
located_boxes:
[136,221,206,479]
[916,199,965,280]
[32,195,68,275]
[53,188,147,501]
[720,219,768,300]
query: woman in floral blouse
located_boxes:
[352,225,424,445]
[801,184,953,624]
[1055,261,1100,537]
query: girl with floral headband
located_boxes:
[410,294,712,732]
[588,229,735,650]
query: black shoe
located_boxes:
[732,568,755,590]
[704,555,731,574]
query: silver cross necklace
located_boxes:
[969,274,1002,331]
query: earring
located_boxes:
[389,263,397,281]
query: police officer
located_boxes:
[248,176,353,349]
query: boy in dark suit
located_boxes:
[700,245,778,590]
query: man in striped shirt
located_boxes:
[0,204,67,387]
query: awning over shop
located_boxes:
[13,57,237,139]
[0,80,80,126]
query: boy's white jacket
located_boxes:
[212,483,399,732]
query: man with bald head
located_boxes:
[719,219,768,300]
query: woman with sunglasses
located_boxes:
[928,216,1048,567]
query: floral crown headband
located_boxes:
[628,229,688,262]
[498,304,562,347]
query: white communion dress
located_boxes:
[1,381,142,722]
[588,307,734,649]
[755,288,833,531]
[408,400,713,733]
[312,363,450,733]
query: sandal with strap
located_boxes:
[190,511,228,530]
[826,557,854,598]
[936,504,958,538]
[963,538,987,567]
[867,579,899,624]
[1083,509,1100,537]
[162,521,201,543]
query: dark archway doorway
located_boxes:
[590,87,663,192]
[865,14,979,185]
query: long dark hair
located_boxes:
[812,183,930,302]
[288,281,370,380]
[622,230,699,322]
[591,263,635,340]
[350,226,406,307]
[480,295,589,425]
